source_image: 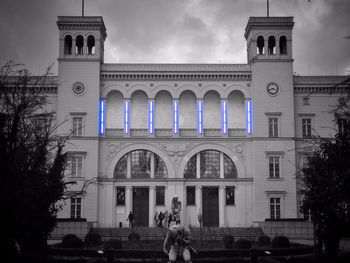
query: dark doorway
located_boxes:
[132,187,149,226]
[202,187,219,227]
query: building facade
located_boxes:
[52,15,349,227]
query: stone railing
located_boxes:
[179,129,197,137]
[155,129,172,137]
[106,128,124,137]
[228,128,246,137]
[204,129,222,137]
[130,129,148,137]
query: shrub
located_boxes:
[104,238,122,249]
[84,232,102,247]
[223,235,234,249]
[128,232,140,241]
[62,234,84,249]
[272,236,290,248]
[234,239,252,249]
[258,235,271,246]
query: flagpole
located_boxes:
[82,0,84,17]
[267,0,269,17]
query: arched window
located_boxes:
[155,91,172,130]
[228,91,245,129]
[130,91,148,130]
[76,35,84,55]
[64,35,72,55]
[114,154,127,179]
[279,36,287,55]
[87,35,95,55]
[114,150,168,179]
[257,36,265,55]
[268,36,276,55]
[107,91,123,129]
[184,151,237,179]
[203,91,220,130]
[184,155,197,179]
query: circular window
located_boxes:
[72,82,86,96]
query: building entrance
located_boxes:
[132,187,149,226]
[202,187,219,227]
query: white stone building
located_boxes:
[52,15,349,228]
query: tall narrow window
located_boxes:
[156,186,165,205]
[76,35,84,55]
[186,186,196,205]
[99,99,106,136]
[270,197,281,219]
[173,100,179,134]
[184,155,197,179]
[200,150,220,179]
[87,35,95,55]
[302,118,312,138]
[73,117,83,136]
[197,100,203,134]
[131,150,151,178]
[155,154,167,178]
[64,35,72,55]
[338,118,349,136]
[116,187,125,205]
[70,155,83,177]
[70,197,82,218]
[246,99,253,134]
[226,187,235,205]
[124,100,130,134]
[114,155,127,179]
[257,36,265,55]
[221,100,228,134]
[269,156,280,178]
[268,118,278,137]
[224,154,237,178]
[148,100,154,134]
[268,36,276,55]
[279,36,287,55]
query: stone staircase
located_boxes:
[93,227,264,241]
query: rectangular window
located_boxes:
[197,100,203,134]
[71,155,83,177]
[221,100,228,134]
[70,197,82,219]
[116,187,125,205]
[73,117,83,136]
[246,99,253,134]
[226,186,235,205]
[98,99,106,136]
[338,118,349,136]
[303,97,310,105]
[200,150,220,179]
[268,118,278,137]
[270,197,281,219]
[156,186,165,206]
[124,100,130,134]
[302,118,312,137]
[186,186,195,205]
[269,156,280,178]
[173,100,179,134]
[148,100,154,134]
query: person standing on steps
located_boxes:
[126,211,134,227]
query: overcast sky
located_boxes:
[0,0,349,76]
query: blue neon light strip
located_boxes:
[124,100,130,134]
[148,100,154,134]
[246,99,253,134]
[221,100,228,134]
[197,100,203,134]
[173,100,179,134]
[98,99,106,136]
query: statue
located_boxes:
[171,194,181,225]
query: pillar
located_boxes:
[196,153,201,179]
[149,186,155,227]
[125,186,132,227]
[219,186,226,227]
[150,153,155,179]
[195,186,202,226]
[104,183,114,227]
[220,152,224,179]
[127,154,131,179]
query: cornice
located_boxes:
[100,63,251,82]
[245,16,294,39]
[293,75,350,94]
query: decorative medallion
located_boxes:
[267,82,280,96]
[72,82,86,96]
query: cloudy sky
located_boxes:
[0,0,349,76]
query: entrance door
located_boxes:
[132,187,149,226]
[202,187,219,227]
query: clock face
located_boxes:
[72,82,86,96]
[267,82,280,96]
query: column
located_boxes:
[220,152,224,179]
[219,186,226,227]
[105,183,114,227]
[125,186,133,228]
[150,153,155,179]
[196,153,201,179]
[127,154,131,179]
[149,186,156,227]
[195,186,202,226]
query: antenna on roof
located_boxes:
[82,0,84,17]
[267,0,269,17]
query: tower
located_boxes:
[245,17,297,221]
[56,16,107,222]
